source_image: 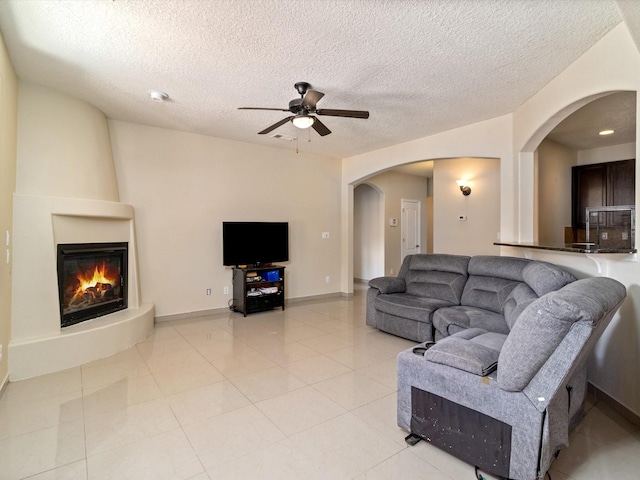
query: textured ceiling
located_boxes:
[0,0,627,159]
[547,91,637,150]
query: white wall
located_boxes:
[354,184,383,281]
[426,194,434,253]
[578,141,636,165]
[536,139,576,245]
[359,171,428,276]
[16,83,119,201]
[109,120,342,317]
[0,32,18,387]
[433,157,500,255]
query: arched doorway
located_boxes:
[353,183,384,282]
[522,91,636,247]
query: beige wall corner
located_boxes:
[0,32,18,389]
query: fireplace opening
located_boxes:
[57,242,128,328]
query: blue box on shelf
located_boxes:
[264,270,280,282]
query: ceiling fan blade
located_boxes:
[239,107,290,112]
[311,117,331,136]
[258,116,294,135]
[316,108,369,119]
[302,89,325,110]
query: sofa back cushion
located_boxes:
[402,254,470,304]
[502,283,539,329]
[522,261,576,297]
[461,256,531,313]
[498,277,626,392]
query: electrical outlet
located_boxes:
[206,288,212,295]
[322,232,330,239]
[601,232,608,240]
[622,231,629,240]
[458,215,467,221]
[325,275,330,283]
[223,286,229,294]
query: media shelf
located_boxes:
[232,266,285,316]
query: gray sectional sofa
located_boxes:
[367,254,576,343]
[365,254,627,479]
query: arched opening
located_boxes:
[352,163,431,281]
[523,91,636,248]
[354,183,384,282]
[348,156,501,291]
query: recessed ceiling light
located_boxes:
[599,129,614,136]
[149,90,169,102]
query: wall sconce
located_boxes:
[456,180,471,196]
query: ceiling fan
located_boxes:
[238,82,369,137]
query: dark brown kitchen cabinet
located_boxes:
[572,159,635,228]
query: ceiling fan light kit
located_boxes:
[239,82,369,137]
[292,115,315,129]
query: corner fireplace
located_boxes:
[57,242,128,327]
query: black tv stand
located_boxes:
[232,265,285,316]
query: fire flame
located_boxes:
[77,262,115,291]
[70,261,117,303]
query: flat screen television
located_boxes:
[222,222,289,266]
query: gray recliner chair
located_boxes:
[397,276,626,480]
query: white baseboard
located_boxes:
[155,292,347,323]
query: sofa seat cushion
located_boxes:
[374,293,453,322]
[424,328,507,376]
[433,305,510,338]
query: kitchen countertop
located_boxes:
[494,241,637,254]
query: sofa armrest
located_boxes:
[368,276,406,294]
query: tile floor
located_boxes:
[1,287,639,479]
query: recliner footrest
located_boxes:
[410,386,512,479]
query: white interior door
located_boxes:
[401,199,421,261]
